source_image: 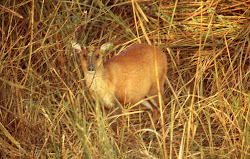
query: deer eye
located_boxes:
[83,54,87,58]
[96,54,100,58]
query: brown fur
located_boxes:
[73,43,167,127]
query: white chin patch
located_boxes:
[87,71,95,74]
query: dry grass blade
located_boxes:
[0,122,26,153]
[0,4,23,19]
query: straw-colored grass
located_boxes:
[0,0,249,158]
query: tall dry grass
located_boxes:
[0,0,249,158]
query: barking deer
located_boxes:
[72,42,167,128]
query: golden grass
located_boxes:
[0,0,249,158]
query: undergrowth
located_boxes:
[0,0,249,158]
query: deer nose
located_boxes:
[88,65,95,71]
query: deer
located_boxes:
[72,42,167,129]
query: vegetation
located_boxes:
[0,0,249,158]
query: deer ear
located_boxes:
[71,41,82,54]
[100,42,113,54]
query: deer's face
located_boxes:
[81,46,103,72]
